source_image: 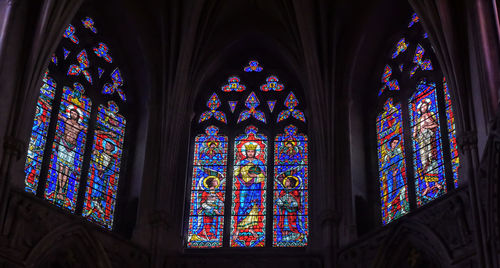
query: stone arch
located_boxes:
[25,223,111,268]
[373,220,452,268]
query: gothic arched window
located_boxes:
[24,15,128,230]
[186,60,309,248]
[377,13,460,225]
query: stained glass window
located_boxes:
[273,125,308,247]
[377,99,409,224]
[83,101,126,229]
[23,14,128,230]
[24,72,57,194]
[188,59,308,248]
[231,125,267,247]
[187,126,228,248]
[45,83,91,210]
[237,92,266,124]
[376,12,460,225]
[409,80,446,206]
[443,78,460,188]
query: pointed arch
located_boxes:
[373,221,451,268]
[25,224,111,268]
[186,57,308,248]
[22,9,133,230]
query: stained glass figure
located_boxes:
[93,42,113,63]
[44,83,91,211]
[244,60,263,72]
[408,13,419,28]
[103,68,126,101]
[273,125,308,247]
[228,101,238,113]
[221,76,246,92]
[24,74,57,194]
[260,76,284,92]
[63,47,70,60]
[83,101,125,229]
[187,126,228,248]
[237,92,266,123]
[379,65,400,96]
[443,78,460,188]
[199,93,227,123]
[98,67,104,78]
[377,99,409,225]
[409,44,433,77]
[51,54,58,65]
[63,24,79,44]
[267,100,276,113]
[81,17,97,33]
[231,126,267,247]
[67,49,93,84]
[277,92,305,123]
[409,80,447,206]
[392,38,408,59]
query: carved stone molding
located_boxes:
[0,192,148,267]
[337,191,476,267]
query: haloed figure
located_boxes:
[90,135,117,213]
[276,176,302,240]
[56,107,84,201]
[198,176,224,239]
[413,98,442,196]
[233,144,266,240]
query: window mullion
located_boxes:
[36,81,65,197]
[401,100,418,211]
[265,133,275,247]
[223,133,235,248]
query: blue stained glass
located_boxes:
[102,68,126,101]
[392,38,408,59]
[237,92,266,123]
[377,99,409,225]
[443,78,460,188]
[231,126,267,247]
[199,93,226,123]
[63,47,70,60]
[410,44,433,77]
[98,67,104,78]
[409,80,447,206]
[379,65,400,96]
[67,49,92,84]
[63,24,79,44]
[273,125,308,247]
[44,83,92,211]
[408,13,419,28]
[228,101,238,113]
[82,101,126,229]
[51,54,58,65]
[277,92,305,123]
[81,17,97,33]
[244,60,263,72]
[187,126,228,248]
[24,74,57,194]
[93,42,113,63]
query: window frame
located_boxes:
[375,13,460,226]
[23,13,131,231]
[184,59,309,249]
